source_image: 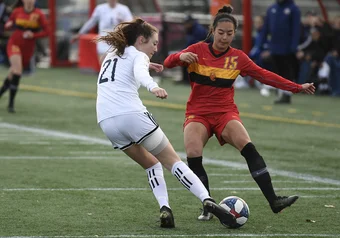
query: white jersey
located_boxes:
[96,46,159,123]
[79,3,133,37]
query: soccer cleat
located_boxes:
[260,87,270,97]
[274,94,291,104]
[197,207,213,221]
[7,106,15,113]
[160,206,175,228]
[270,195,299,213]
[203,198,236,227]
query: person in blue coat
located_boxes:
[249,15,273,97]
[179,15,208,85]
[259,0,301,104]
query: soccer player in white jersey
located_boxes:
[72,0,133,63]
[95,18,237,228]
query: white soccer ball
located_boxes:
[219,196,250,228]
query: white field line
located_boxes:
[17,142,105,145]
[68,151,122,155]
[222,180,316,183]
[0,123,111,145]
[0,156,126,160]
[1,233,339,237]
[2,187,340,191]
[1,122,340,186]
[210,173,261,177]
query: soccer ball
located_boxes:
[219,196,250,228]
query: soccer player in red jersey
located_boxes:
[0,0,49,113]
[164,5,315,220]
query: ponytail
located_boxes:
[97,18,158,57]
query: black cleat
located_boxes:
[203,198,237,228]
[270,195,299,213]
[160,206,175,228]
[274,95,291,104]
[7,106,15,113]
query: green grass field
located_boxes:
[0,67,339,238]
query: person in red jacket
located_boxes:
[164,5,315,221]
[0,0,49,113]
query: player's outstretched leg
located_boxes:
[0,77,10,98]
[240,143,300,213]
[160,206,175,228]
[171,161,236,227]
[8,74,21,113]
[145,162,175,228]
[187,156,213,221]
[203,198,236,228]
[270,195,299,213]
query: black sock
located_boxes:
[241,142,277,204]
[187,156,210,195]
[8,74,21,108]
[0,77,10,97]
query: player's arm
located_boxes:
[121,6,133,22]
[149,62,163,72]
[134,53,167,99]
[71,6,100,42]
[33,10,49,38]
[239,52,314,94]
[4,8,17,29]
[78,6,100,34]
[163,44,198,68]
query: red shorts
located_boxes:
[183,112,242,145]
[7,39,35,68]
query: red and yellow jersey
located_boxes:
[164,42,302,116]
[8,7,49,42]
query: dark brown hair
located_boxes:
[205,5,238,41]
[97,18,158,57]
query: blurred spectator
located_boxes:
[310,16,334,53]
[178,15,207,85]
[71,0,133,64]
[184,15,208,47]
[331,15,340,52]
[259,0,301,104]
[249,15,272,97]
[296,27,328,88]
[318,45,340,96]
[300,11,316,44]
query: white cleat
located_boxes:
[260,87,271,97]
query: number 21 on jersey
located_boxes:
[99,58,118,84]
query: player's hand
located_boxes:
[261,50,270,59]
[71,34,80,43]
[179,52,198,64]
[300,83,315,94]
[151,87,168,99]
[23,30,34,39]
[4,21,13,29]
[296,51,304,60]
[149,62,164,72]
